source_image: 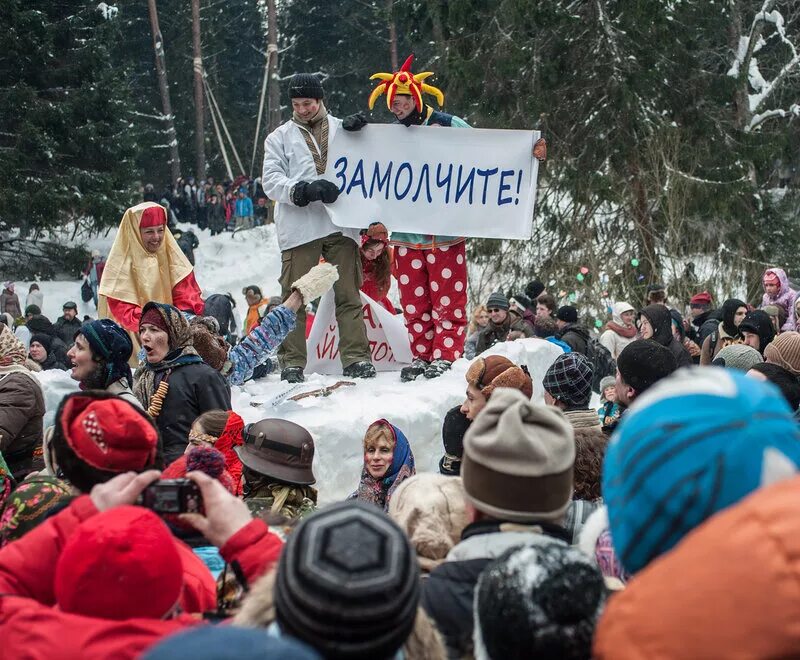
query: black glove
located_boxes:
[306,179,340,204]
[342,112,368,132]
[291,181,311,207]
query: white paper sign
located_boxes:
[323,124,539,239]
[306,290,413,374]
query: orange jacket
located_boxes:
[594,476,800,659]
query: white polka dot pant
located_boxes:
[393,242,468,362]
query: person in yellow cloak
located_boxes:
[98,202,205,364]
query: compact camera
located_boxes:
[138,479,203,514]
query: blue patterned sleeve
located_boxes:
[227,306,297,386]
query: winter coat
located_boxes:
[106,378,143,409]
[0,368,45,480]
[83,260,105,284]
[54,315,83,347]
[0,496,284,659]
[421,519,571,658]
[262,116,360,251]
[639,304,692,367]
[761,267,796,332]
[203,294,238,337]
[464,330,481,360]
[599,302,637,360]
[594,476,800,659]
[25,290,44,311]
[699,323,740,365]
[474,310,534,355]
[556,323,591,356]
[150,362,231,465]
[235,197,254,218]
[0,290,21,319]
[208,203,226,233]
[176,231,199,266]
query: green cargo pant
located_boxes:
[278,232,370,370]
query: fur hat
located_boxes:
[466,355,533,400]
[603,367,800,575]
[462,388,575,523]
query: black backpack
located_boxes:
[585,336,617,393]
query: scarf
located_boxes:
[133,303,202,408]
[349,423,415,512]
[292,102,329,174]
[605,321,637,339]
[0,476,73,547]
[214,412,245,496]
[0,325,26,367]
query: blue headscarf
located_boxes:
[350,420,415,512]
[80,319,134,388]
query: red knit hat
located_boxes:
[54,506,182,620]
[140,306,169,334]
[61,395,158,471]
[764,271,781,286]
[139,205,167,228]
[690,291,713,306]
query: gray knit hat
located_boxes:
[713,344,764,371]
[274,501,419,659]
[485,292,509,311]
[462,388,575,523]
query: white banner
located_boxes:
[323,124,540,239]
[306,290,413,374]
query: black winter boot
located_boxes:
[342,361,377,379]
[423,359,452,379]
[401,358,428,382]
[281,366,305,383]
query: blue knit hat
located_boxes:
[79,319,133,388]
[603,367,800,575]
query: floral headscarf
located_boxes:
[0,476,73,546]
[350,420,415,512]
[0,324,26,368]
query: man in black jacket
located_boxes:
[54,301,82,348]
[474,292,534,355]
[421,388,575,658]
[554,305,590,356]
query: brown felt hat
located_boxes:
[235,419,316,486]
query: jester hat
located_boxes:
[368,54,444,112]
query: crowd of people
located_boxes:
[3,60,800,659]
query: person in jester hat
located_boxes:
[349,54,547,381]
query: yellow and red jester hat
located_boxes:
[368,54,445,112]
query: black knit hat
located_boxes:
[274,500,420,660]
[617,339,677,395]
[30,332,53,354]
[525,280,545,300]
[439,405,471,476]
[556,305,578,324]
[474,544,606,660]
[486,291,509,311]
[289,73,324,100]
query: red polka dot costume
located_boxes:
[393,242,468,362]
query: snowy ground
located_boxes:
[23,224,565,504]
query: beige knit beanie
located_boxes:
[388,474,469,572]
[462,387,575,523]
[765,331,800,376]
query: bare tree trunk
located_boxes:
[387,0,398,70]
[147,0,181,181]
[267,0,280,135]
[429,0,446,62]
[191,0,205,179]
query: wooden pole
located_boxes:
[147,0,181,181]
[266,0,280,134]
[191,0,206,178]
[387,0,398,70]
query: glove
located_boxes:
[306,179,340,204]
[342,112,368,132]
[292,262,339,303]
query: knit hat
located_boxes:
[289,73,324,100]
[59,393,159,471]
[29,332,53,354]
[690,291,713,307]
[54,506,183,620]
[599,375,616,394]
[509,293,532,311]
[485,291,509,311]
[162,446,236,494]
[274,500,420,659]
[79,319,134,388]
[24,304,41,316]
[26,314,54,334]
[140,305,169,334]
[603,367,800,575]
[616,339,677,395]
[466,355,533,400]
[139,205,167,228]
[556,306,578,323]
[0,476,72,547]
[765,331,800,376]
[713,344,764,371]
[237,419,316,486]
[365,222,389,243]
[439,405,471,476]
[473,544,606,660]
[646,283,665,294]
[144,627,321,660]
[525,280,545,300]
[462,388,575,523]
[388,474,469,572]
[543,353,594,408]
